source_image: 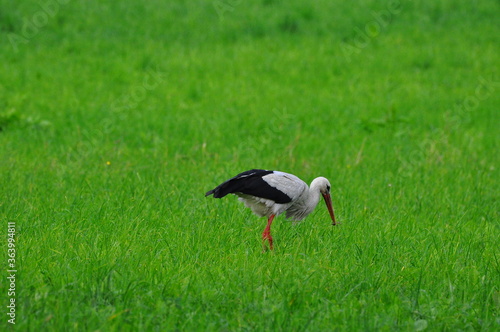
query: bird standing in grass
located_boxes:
[205,169,337,250]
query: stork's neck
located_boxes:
[306,178,324,209]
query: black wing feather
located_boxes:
[205,169,292,204]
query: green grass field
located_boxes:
[1,0,499,330]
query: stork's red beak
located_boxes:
[322,193,336,225]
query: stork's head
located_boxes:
[311,177,337,226]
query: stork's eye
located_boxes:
[326,185,331,192]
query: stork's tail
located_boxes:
[205,185,228,198]
[205,169,269,199]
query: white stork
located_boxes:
[205,169,337,250]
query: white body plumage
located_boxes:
[236,172,329,221]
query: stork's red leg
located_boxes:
[262,214,275,251]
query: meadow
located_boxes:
[0,0,499,330]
